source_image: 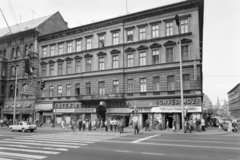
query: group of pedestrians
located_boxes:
[184,118,205,133]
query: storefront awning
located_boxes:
[35,104,53,111]
[2,111,20,114]
[21,110,34,114]
[106,108,130,113]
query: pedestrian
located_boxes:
[61,119,65,129]
[172,118,177,132]
[145,118,150,132]
[201,118,205,131]
[110,119,113,131]
[184,119,191,133]
[113,119,117,131]
[166,119,169,131]
[196,119,200,132]
[104,120,108,132]
[88,120,92,131]
[189,119,193,131]
[133,116,139,134]
[154,118,158,130]
[78,119,82,131]
[50,118,55,128]
[118,120,123,134]
[82,119,86,131]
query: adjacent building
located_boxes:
[0,12,68,121]
[228,83,240,118]
[37,0,204,129]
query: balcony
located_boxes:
[78,93,124,100]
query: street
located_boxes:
[0,127,239,160]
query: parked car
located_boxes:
[9,121,37,132]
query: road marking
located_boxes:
[0,144,68,151]
[5,139,88,146]
[0,157,14,160]
[0,147,59,154]
[15,137,95,143]
[131,134,160,143]
[0,151,47,159]
[17,136,102,142]
[115,150,130,153]
[0,140,80,148]
[141,152,165,156]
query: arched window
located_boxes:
[16,84,19,96]
[1,85,5,96]
[29,44,33,51]
[10,85,14,97]
[11,66,15,76]
[16,47,20,58]
[3,50,6,57]
[12,48,16,58]
[16,65,19,76]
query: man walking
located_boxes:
[184,119,191,133]
[145,118,150,132]
[78,119,82,131]
[201,118,206,131]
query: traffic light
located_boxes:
[175,15,180,27]
[40,81,45,90]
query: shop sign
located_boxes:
[54,108,96,113]
[156,98,201,106]
[20,85,35,96]
[152,106,202,113]
[35,104,53,111]
[107,108,130,113]
[137,107,152,113]
[54,102,82,109]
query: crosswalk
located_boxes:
[0,132,120,160]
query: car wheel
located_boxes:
[30,130,34,132]
[10,128,13,132]
[22,128,26,133]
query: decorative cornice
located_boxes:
[110,49,121,54]
[149,43,162,49]
[124,26,135,30]
[137,23,148,28]
[149,20,162,25]
[74,37,82,41]
[65,57,73,61]
[110,29,121,33]
[136,45,148,51]
[74,55,82,60]
[48,60,55,64]
[163,14,191,22]
[84,54,93,58]
[97,51,107,56]
[124,47,136,52]
[84,35,93,39]
[56,58,64,63]
[180,38,192,44]
[163,40,176,46]
[97,32,106,35]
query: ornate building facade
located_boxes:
[228,83,240,118]
[0,12,68,121]
[37,0,204,129]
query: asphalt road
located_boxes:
[0,127,239,160]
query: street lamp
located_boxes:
[13,65,18,124]
[175,15,184,133]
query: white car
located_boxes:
[9,121,37,132]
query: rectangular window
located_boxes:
[86,38,92,50]
[180,19,188,33]
[181,46,189,61]
[50,46,55,56]
[113,80,119,93]
[75,61,81,73]
[66,84,71,96]
[99,35,105,48]
[76,40,82,52]
[152,25,159,38]
[57,85,62,97]
[140,78,147,92]
[166,22,173,36]
[86,59,91,72]
[58,44,63,55]
[75,83,80,96]
[67,42,72,53]
[112,55,119,69]
[1,85,5,96]
[66,61,72,74]
[152,50,159,64]
[50,64,54,76]
[139,28,146,40]
[49,86,54,97]
[86,82,91,95]
[42,47,47,57]
[98,82,105,95]
[139,52,146,66]
[167,76,174,91]
[58,63,63,75]
[127,30,133,42]
[42,66,46,77]
[153,77,160,91]
[183,74,190,90]
[99,57,105,70]
[41,89,45,97]
[166,48,173,63]
[127,79,134,93]
[113,32,119,45]
[2,66,5,76]
[127,54,133,67]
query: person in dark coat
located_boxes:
[78,119,82,131]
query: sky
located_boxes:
[0,0,239,105]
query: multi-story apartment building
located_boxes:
[37,0,204,129]
[228,83,240,118]
[0,12,68,121]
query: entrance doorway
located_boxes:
[97,105,106,121]
[142,113,148,127]
[166,113,173,128]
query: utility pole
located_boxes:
[13,66,18,124]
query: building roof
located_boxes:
[227,83,240,94]
[0,14,53,38]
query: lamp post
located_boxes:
[175,15,184,133]
[13,65,18,124]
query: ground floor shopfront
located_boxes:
[35,103,53,124]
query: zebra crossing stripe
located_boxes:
[0,151,47,159]
[27,135,110,140]
[0,157,15,160]
[15,137,95,143]
[0,147,59,155]
[0,140,80,148]
[4,139,88,146]
[16,136,102,142]
[0,144,68,151]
